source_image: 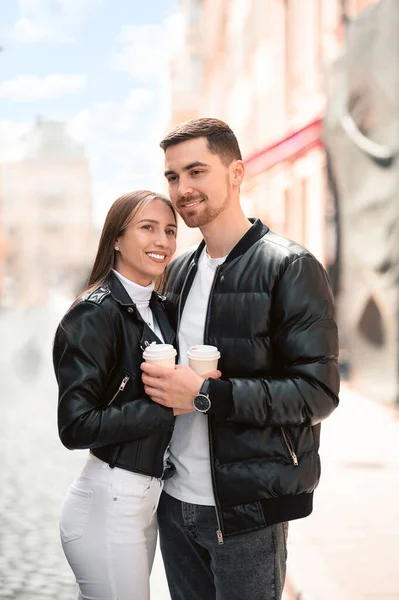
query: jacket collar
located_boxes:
[105,270,164,309]
[191,218,269,265]
[105,270,174,345]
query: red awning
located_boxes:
[244,118,323,177]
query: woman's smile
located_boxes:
[146,251,168,263]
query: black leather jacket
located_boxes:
[164,219,340,537]
[53,270,175,478]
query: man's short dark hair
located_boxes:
[160,117,242,166]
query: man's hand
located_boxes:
[140,363,221,413]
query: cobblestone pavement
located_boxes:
[287,384,399,600]
[0,307,81,598]
[0,306,168,600]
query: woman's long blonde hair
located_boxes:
[81,190,176,298]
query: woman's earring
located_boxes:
[115,246,120,251]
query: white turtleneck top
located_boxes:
[112,269,164,342]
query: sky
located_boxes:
[0,0,180,225]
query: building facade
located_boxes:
[0,118,95,308]
[169,0,378,265]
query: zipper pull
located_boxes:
[140,340,151,352]
[291,452,298,466]
[119,376,129,391]
[216,529,224,545]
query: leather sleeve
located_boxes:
[208,256,340,427]
[54,301,174,450]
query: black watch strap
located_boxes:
[199,378,211,396]
[193,378,212,413]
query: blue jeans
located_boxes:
[158,492,288,600]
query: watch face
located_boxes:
[194,394,211,413]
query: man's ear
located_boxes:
[231,160,245,187]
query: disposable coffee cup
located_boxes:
[187,345,220,375]
[142,342,177,368]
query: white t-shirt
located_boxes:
[164,248,226,505]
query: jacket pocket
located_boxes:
[60,485,93,543]
[280,427,299,466]
[107,374,132,406]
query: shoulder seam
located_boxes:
[85,285,111,305]
[274,254,320,290]
[286,254,316,267]
[261,233,311,262]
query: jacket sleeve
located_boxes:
[207,256,340,427]
[54,301,174,450]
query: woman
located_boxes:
[53,190,178,600]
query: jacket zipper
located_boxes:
[281,427,299,466]
[107,375,130,468]
[203,265,221,343]
[107,375,130,406]
[204,265,224,544]
[208,423,224,544]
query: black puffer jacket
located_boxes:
[165,219,340,537]
[53,270,175,478]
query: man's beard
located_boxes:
[177,191,230,228]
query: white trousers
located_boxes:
[59,452,163,600]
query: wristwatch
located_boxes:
[193,378,211,413]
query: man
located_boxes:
[141,118,340,600]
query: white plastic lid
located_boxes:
[142,342,177,360]
[187,345,221,361]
